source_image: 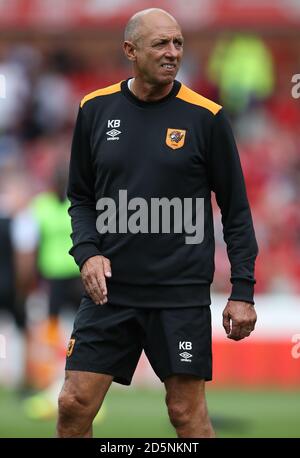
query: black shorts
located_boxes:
[65,295,212,385]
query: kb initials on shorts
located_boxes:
[108,119,121,128]
[179,341,192,350]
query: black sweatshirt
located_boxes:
[67,79,258,308]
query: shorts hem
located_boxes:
[65,364,132,386]
[160,371,212,383]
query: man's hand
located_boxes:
[81,255,112,305]
[222,300,257,341]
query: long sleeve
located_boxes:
[67,107,101,270]
[208,109,258,304]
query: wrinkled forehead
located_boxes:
[140,15,183,43]
[142,26,183,45]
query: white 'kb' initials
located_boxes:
[108,119,121,128]
[179,341,192,350]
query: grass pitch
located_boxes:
[0,386,299,438]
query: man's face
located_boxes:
[133,17,184,86]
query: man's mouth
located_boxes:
[161,64,176,70]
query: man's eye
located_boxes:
[153,40,183,48]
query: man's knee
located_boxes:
[166,400,192,428]
[166,394,212,430]
[58,389,94,423]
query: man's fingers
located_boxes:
[227,322,255,340]
[85,286,100,305]
[97,257,111,294]
[82,271,105,304]
[88,268,106,299]
[86,277,103,304]
[223,301,257,341]
[102,257,112,278]
[240,323,255,339]
[96,258,111,303]
[97,271,107,296]
[93,274,107,304]
[227,322,241,340]
[222,312,231,335]
[81,255,111,305]
[229,330,251,341]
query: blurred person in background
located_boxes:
[207,34,274,116]
[0,170,35,387]
[57,8,258,438]
[13,165,84,419]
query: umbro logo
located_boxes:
[106,120,121,141]
[179,351,192,362]
[107,128,121,140]
[179,341,192,362]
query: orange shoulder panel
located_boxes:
[80,82,122,108]
[176,84,222,115]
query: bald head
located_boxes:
[124,8,180,44]
[123,8,183,90]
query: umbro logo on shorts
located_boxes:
[179,351,192,362]
[179,341,193,362]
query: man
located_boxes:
[57,8,258,438]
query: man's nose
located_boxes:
[164,42,178,58]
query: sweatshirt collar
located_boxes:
[121,78,181,108]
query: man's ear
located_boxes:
[123,41,137,62]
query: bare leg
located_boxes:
[57,370,113,438]
[164,374,215,438]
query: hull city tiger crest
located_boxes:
[166,128,186,150]
[67,338,75,357]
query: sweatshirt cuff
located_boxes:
[70,243,101,271]
[228,280,255,305]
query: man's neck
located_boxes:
[131,78,174,102]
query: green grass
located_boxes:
[0,386,299,438]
